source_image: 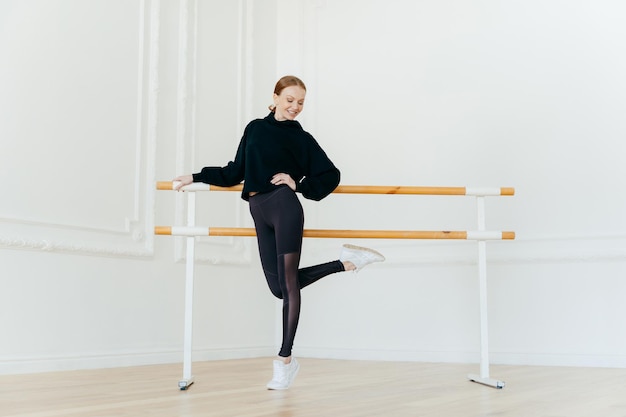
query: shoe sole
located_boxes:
[343,244,386,261]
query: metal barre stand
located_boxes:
[155,182,514,390]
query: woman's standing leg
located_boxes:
[249,188,306,357]
[250,188,304,389]
[276,252,302,358]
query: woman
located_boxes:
[173,75,384,390]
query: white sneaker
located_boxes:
[339,244,385,272]
[266,357,300,390]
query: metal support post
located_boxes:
[468,196,505,389]
[178,192,196,390]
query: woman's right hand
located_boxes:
[172,174,193,191]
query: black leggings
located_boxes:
[249,186,344,358]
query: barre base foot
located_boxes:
[468,374,505,389]
[178,377,195,390]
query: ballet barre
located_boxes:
[156,181,515,390]
[156,227,515,240]
[157,181,514,196]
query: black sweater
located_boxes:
[192,112,340,201]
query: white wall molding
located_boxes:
[4,344,624,376]
[488,234,626,264]
[301,233,626,270]
[0,235,151,258]
[294,346,626,369]
[0,345,275,375]
[171,0,254,266]
[0,0,160,258]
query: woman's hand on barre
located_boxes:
[173,175,193,191]
[271,173,296,191]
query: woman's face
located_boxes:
[273,85,306,121]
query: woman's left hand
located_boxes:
[271,173,296,191]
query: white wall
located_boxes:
[1,0,625,375]
[276,0,626,368]
[0,0,277,374]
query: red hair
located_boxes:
[269,75,307,112]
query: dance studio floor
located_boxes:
[1,358,625,417]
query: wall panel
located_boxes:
[0,0,157,257]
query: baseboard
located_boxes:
[0,346,276,375]
[295,347,479,364]
[295,347,626,369]
[4,346,624,375]
[490,351,626,368]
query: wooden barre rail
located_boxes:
[155,226,515,240]
[156,181,515,196]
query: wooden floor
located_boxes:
[1,358,626,417]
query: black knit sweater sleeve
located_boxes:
[295,135,341,201]
[191,128,247,187]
